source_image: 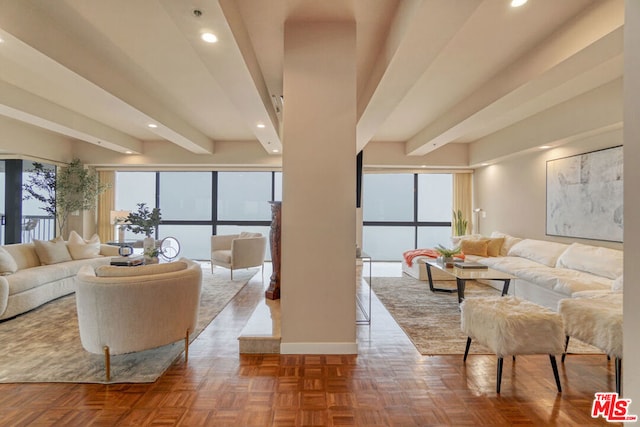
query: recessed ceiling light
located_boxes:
[257,123,266,129]
[511,0,528,7]
[272,149,280,153]
[201,32,218,43]
[125,150,133,154]
[147,123,158,129]
[539,145,551,149]
[481,163,490,166]
[0,38,4,44]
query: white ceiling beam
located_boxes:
[355,0,482,152]
[0,1,214,155]
[405,0,624,156]
[0,80,142,153]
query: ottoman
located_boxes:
[461,296,565,393]
[558,293,623,394]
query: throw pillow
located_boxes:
[33,237,72,265]
[486,237,505,257]
[460,239,489,257]
[66,230,101,260]
[0,247,18,275]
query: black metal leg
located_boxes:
[616,357,622,395]
[496,356,503,393]
[463,337,471,362]
[425,262,456,293]
[456,278,466,303]
[501,279,511,296]
[550,355,562,393]
[562,336,570,363]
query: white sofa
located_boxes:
[75,258,202,381]
[403,232,623,311]
[0,232,119,321]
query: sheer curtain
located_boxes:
[452,173,473,235]
[97,171,115,242]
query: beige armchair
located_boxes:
[75,258,202,381]
[210,232,267,280]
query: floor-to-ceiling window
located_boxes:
[362,173,453,261]
[114,171,281,260]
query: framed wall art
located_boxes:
[546,145,623,242]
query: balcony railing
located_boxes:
[21,215,56,243]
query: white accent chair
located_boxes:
[210,232,267,280]
[75,258,202,381]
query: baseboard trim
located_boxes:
[280,342,358,354]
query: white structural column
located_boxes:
[280,21,357,354]
[623,0,640,400]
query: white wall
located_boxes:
[623,0,639,401]
[474,125,623,251]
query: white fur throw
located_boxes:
[461,296,565,357]
[558,294,622,357]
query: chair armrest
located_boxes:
[231,237,267,268]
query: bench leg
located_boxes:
[550,355,562,393]
[562,335,570,363]
[616,357,622,395]
[463,337,472,362]
[496,356,504,393]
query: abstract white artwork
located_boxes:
[546,146,623,242]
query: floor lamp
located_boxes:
[473,208,483,234]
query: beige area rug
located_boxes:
[0,264,256,384]
[369,275,603,356]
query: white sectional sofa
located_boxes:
[403,231,623,311]
[0,232,119,321]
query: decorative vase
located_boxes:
[143,236,155,263]
[439,256,454,268]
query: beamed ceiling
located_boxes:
[0,0,624,168]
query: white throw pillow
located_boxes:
[507,239,568,267]
[490,231,523,256]
[66,230,101,260]
[555,242,623,280]
[0,247,18,275]
[33,237,72,265]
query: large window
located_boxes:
[115,171,279,260]
[363,173,453,261]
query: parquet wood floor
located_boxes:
[0,263,621,426]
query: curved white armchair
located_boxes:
[75,258,202,381]
[210,232,267,280]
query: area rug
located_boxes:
[0,264,257,384]
[369,275,603,356]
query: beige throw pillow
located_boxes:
[0,247,18,275]
[33,237,72,265]
[460,239,489,257]
[67,230,101,260]
[486,237,505,257]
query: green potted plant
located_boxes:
[125,203,161,237]
[435,244,461,268]
[23,158,110,236]
[452,209,468,236]
[125,203,162,263]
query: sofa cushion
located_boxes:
[555,242,622,280]
[211,249,232,264]
[0,247,18,275]
[33,237,73,265]
[66,231,101,260]
[95,260,188,277]
[552,269,614,296]
[460,239,489,257]
[507,239,568,268]
[3,243,41,270]
[490,231,523,256]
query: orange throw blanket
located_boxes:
[403,249,465,267]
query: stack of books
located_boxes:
[110,255,144,266]
[453,261,488,269]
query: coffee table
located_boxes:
[421,259,516,303]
